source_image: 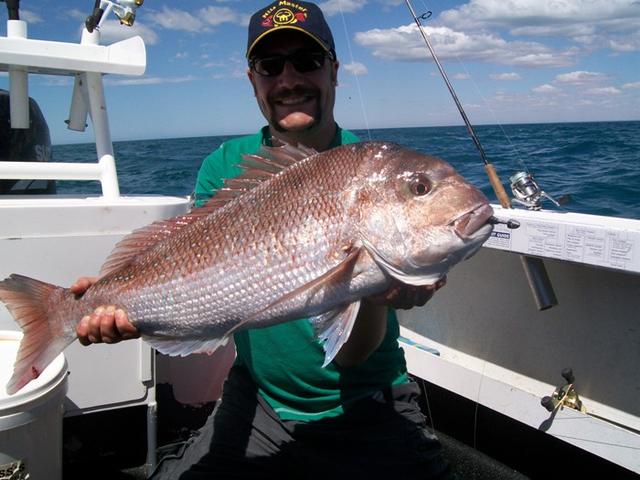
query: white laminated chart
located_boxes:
[484,207,640,274]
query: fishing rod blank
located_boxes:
[404,0,557,310]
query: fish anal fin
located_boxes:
[145,335,229,357]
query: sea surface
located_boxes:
[54,120,640,219]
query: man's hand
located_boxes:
[367,277,447,310]
[70,277,140,345]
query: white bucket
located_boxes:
[0,331,68,480]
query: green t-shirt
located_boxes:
[194,125,408,421]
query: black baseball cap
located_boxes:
[246,1,335,59]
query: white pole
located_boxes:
[7,19,29,129]
[81,28,120,199]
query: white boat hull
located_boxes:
[399,207,640,474]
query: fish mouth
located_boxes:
[449,203,494,239]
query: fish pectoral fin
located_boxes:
[145,335,229,357]
[248,246,362,322]
[309,301,361,368]
[362,238,443,286]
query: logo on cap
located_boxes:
[261,2,308,28]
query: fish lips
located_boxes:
[449,203,494,240]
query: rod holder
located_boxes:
[66,74,89,132]
[520,256,557,310]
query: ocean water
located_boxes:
[54,121,640,219]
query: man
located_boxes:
[73,2,452,478]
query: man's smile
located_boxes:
[276,94,315,106]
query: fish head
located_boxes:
[355,143,494,286]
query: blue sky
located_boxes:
[2,0,639,145]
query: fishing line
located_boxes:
[418,377,437,435]
[417,0,530,173]
[410,0,504,454]
[337,0,372,141]
[452,59,531,174]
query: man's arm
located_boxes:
[334,278,446,367]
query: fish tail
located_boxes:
[0,274,76,395]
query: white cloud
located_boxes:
[93,20,159,45]
[622,81,640,89]
[490,72,522,80]
[452,73,470,80]
[202,61,226,69]
[607,31,640,52]
[532,84,560,93]
[146,6,243,33]
[439,0,640,52]
[68,9,86,22]
[212,69,247,80]
[147,7,206,32]
[355,24,577,67]
[343,62,368,75]
[554,71,607,85]
[42,77,74,87]
[104,75,197,86]
[199,6,237,27]
[585,86,622,95]
[318,0,367,16]
[20,10,43,24]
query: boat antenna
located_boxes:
[403,0,557,310]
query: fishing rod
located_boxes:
[404,0,557,310]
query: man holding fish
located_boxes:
[74,2,453,477]
[4,1,496,477]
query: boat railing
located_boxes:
[0,156,121,199]
[0,14,146,199]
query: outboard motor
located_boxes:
[0,88,56,194]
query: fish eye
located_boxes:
[409,174,431,196]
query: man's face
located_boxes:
[248,32,338,134]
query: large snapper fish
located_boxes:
[0,141,493,394]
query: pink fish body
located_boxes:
[0,142,493,394]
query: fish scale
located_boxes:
[0,141,494,394]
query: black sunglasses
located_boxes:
[249,51,331,77]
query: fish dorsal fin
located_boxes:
[98,205,218,277]
[240,143,317,175]
[260,142,318,164]
[202,144,318,209]
[100,143,318,278]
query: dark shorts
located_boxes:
[149,365,453,479]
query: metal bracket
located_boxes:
[541,368,586,414]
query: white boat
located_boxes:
[1,2,638,479]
